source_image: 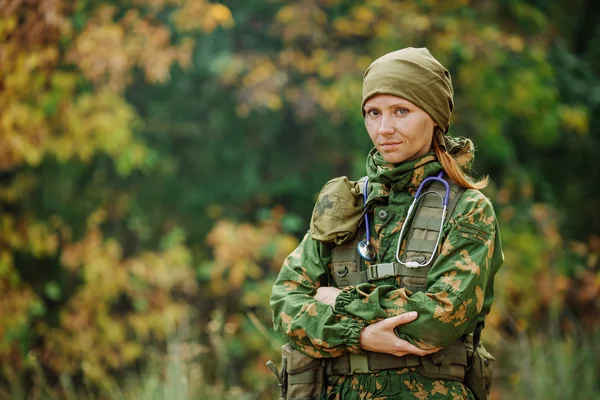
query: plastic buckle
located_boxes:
[366,265,375,281]
[349,353,374,374]
[366,263,397,281]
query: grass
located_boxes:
[494,328,599,400]
[3,323,598,399]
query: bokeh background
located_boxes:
[1,0,599,399]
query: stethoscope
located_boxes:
[356,171,450,268]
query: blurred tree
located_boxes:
[0,0,232,393]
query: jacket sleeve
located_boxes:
[334,190,503,350]
[270,232,366,358]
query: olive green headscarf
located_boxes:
[362,47,458,151]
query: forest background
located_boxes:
[1,0,599,399]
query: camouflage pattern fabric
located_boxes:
[270,151,503,399]
[324,370,475,400]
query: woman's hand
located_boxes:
[315,289,440,357]
[360,312,441,357]
[314,286,342,307]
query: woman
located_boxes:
[270,48,503,400]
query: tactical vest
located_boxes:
[269,175,494,400]
[326,176,473,381]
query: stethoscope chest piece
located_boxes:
[357,240,376,261]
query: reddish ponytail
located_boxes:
[432,135,489,190]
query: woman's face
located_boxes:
[363,94,436,164]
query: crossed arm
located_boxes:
[314,287,438,357]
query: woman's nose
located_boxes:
[378,115,394,135]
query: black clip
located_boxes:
[266,358,287,399]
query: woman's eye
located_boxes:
[366,109,380,117]
[395,108,408,116]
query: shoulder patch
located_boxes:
[309,176,365,245]
[451,189,497,244]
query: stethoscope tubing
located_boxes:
[363,177,371,244]
[414,171,450,205]
[356,177,376,261]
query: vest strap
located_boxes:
[331,240,365,287]
[412,215,443,230]
[405,238,438,253]
[327,339,468,381]
[366,262,430,281]
[399,179,464,269]
[288,368,324,384]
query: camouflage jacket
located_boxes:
[270,151,503,359]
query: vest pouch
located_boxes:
[282,344,325,400]
[464,342,495,400]
[331,240,367,288]
[331,260,367,287]
[416,340,468,382]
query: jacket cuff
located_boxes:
[334,287,356,316]
[342,316,365,354]
[334,284,386,321]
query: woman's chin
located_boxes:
[380,152,408,164]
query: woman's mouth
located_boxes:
[380,142,402,151]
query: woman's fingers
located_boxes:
[359,313,441,357]
[393,340,441,356]
[379,311,418,328]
